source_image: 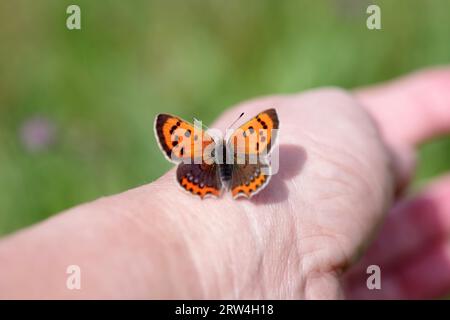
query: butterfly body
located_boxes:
[155,109,279,199]
[219,162,233,185]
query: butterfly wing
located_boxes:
[230,160,271,198]
[154,114,216,164]
[228,108,279,198]
[155,113,222,198]
[177,163,222,198]
[227,108,279,157]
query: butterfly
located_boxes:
[154,108,279,199]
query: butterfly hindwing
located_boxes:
[230,160,271,198]
[155,114,216,163]
[176,163,222,198]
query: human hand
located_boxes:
[343,67,450,299]
[0,67,449,299]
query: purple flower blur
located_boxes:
[19,116,56,152]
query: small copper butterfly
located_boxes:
[154,109,279,199]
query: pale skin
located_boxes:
[1,67,450,299]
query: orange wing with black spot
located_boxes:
[154,109,279,199]
[155,114,222,198]
[227,108,279,157]
[154,114,216,164]
[228,109,278,198]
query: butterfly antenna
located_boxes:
[227,112,245,130]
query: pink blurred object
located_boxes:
[20,116,56,152]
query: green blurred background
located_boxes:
[0,0,449,236]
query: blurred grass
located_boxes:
[0,0,449,235]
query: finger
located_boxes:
[355,67,450,148]
[345,174,450,279]
[388,143,416,197]
[345,239,450,299]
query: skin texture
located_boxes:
[0,67,450,299]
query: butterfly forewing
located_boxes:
[228,108,279,158]
[155,114,216,163]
